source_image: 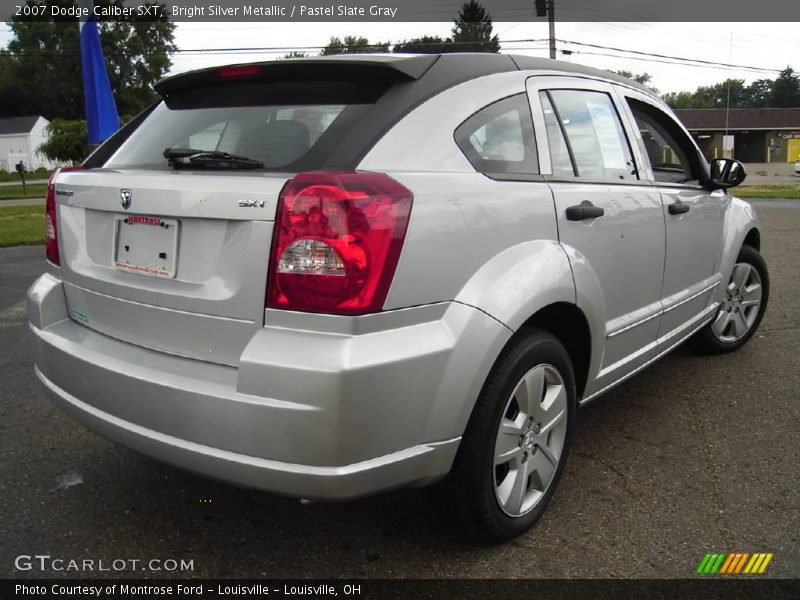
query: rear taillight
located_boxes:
[267,171,413,315]
[45,166,82,266]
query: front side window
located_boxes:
[543,89,638,181]
[455,93,539,176]
[627,98,699,185]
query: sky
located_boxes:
[1,21,797,94]
[168,21,798,93]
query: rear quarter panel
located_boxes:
[358,72,581,438]
[360,71,573,318]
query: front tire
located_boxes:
[433,329,576,542]
[693,244,769,354]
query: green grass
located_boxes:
[0,204,44,247]
[0,170,52,183]
[736,184,800,199]
[0,183,47,199]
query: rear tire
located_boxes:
[433,329,576,543]
[693,244,769,354]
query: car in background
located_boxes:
[28,54,768,541]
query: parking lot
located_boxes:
[1,200,797,579]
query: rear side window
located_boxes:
[106,80,383,171]
[455,93,539,177]
[542,89,638,181]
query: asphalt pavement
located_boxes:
[0,201,797,579]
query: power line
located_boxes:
[0,35,784,75]
[552,38,782,73]
[566,50,773,75]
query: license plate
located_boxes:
[113,215,179,278]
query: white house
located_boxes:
[0,116,60,172]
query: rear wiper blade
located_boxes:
[163,148,264,169]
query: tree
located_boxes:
[662,69,800,109]
[661,90,712,109]
[4,0,175,120]
[321,36,389,56]
[0,53,33,116]
[747,78,773,108]
[687,79,751,108]
[37,120,91,164]
[612,70,659,94]
[770,67,800,108]
[718,79,749,108]
[391,2,501,55]
[450,0,500,53]
[393,36,453,54]
[281,51,308,59]
[613,70,650,84]
[0,52,12,84]
[0,82,35,117]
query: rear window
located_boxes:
[106,80,384,171]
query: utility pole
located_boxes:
[535,0,556,59]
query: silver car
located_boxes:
[29,54,768,541]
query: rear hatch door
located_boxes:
[56,169,286,366]
[54,59,425,365]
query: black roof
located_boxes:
[0,116,40,135]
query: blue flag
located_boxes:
[79,0,120,144]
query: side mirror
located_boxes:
[709,158,746,189]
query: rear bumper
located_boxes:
[28,273,510,500]
[33,364,457,500]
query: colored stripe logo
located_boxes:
[696,552,773,574]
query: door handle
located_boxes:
[668,201,690,215]
[566,201,605,221]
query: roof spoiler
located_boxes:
[155,55,439,97]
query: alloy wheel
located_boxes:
[493,364,568,517]
[712,262,763,342]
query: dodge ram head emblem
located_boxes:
[120,189,132,209]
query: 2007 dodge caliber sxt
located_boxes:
[29,54,768,541]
